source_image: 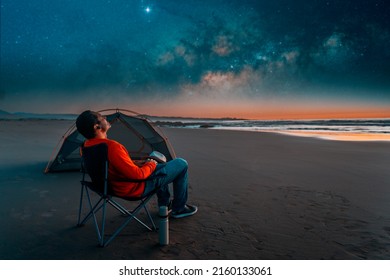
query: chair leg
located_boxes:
[107,199,128,216]
[79,188,104,226]
[99,198,108,247]
[109,198,154,230]
[102,197,157,247]
[78,186,158,247]
[108,199,152,230]
[143,204,157,231]
[103,208,149,247]
[77,185,85,226]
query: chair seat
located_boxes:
[80,179,158,200]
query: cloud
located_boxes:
[177,66,264,102]
[311,33,354,70]
[211,34,238,56]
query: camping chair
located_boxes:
[77,143,161,247]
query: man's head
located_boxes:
[76,110,110,139]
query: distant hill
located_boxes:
[13,112,77,119]
[0,109,12,116]
[0,109,18,119]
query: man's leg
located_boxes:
[144,158,189,211]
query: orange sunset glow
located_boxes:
[127,99,390,120]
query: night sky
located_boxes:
[1,0,390,118]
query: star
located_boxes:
[145,6,151,13]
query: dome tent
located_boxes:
[45,109,176,173]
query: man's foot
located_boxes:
[171,204,198,219]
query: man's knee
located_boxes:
[174,158,188,171]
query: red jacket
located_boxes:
[84,138,156,198]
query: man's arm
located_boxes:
[109,142,157,180]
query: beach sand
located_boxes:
[1,120,389,260]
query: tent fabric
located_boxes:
[45,109,176,173]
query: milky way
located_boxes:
[1,0,389,114]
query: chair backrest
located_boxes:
[81,143,109,194]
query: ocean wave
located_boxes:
[156,118,390,134]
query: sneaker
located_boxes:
[171,204,198,219]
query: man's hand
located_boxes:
[147,158,158,165]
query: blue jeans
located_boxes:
[143,158,189,212]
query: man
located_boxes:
[76,110,197,219]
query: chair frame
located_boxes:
[77,143,159,247]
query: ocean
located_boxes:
[153,118,390,141]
